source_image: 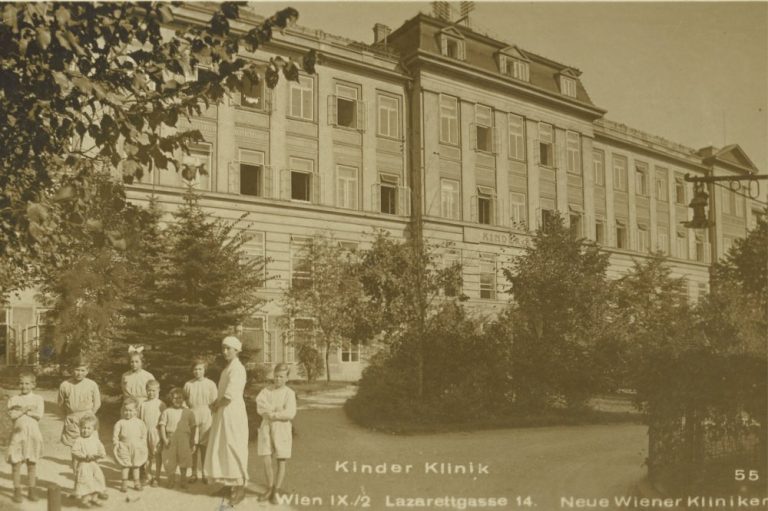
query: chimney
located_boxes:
[373,23,391,44]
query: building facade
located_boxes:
[2,6,764,380]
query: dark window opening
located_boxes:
[240,164,262,196]
[291,172,311,201]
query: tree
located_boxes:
[281,236,363,382]
[502,213,614,409]
[117,189,265,386]
[614,255,696,406]
[36,171,158,367]
[354,231,463,398]
[0,2,315,294]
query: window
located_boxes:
[291,236,313,289]
[675,176,686,204]
[722,236,734,254]
[336,165,358,210]
[657,226,669,255]
[443,249,462,297]
[289,76,314,121]
[184,143,212,189]
[333,83,360,129]
[635,163,649,196]
[508,114,526,161]
[697,282,708,299]
[476,187,495,225]
[722,188,733,215]
[289,157,313,202]
[695,233,708,263]
[509,192,527,228]
[637,224,650,253]
[538,123,555,167]
[440,95,459,145]
[503,57,530,81]
[616,220,628,249]
[239,317,266,360]
[676,230,688,259]
[441,35,464,60]
[592,149,605,186]
[377,94,400,139]
[613,155,628,191]
[735,193,744,218]
[540,198,556,228]
[560,76,577,97]
[240,74,265,110]
[655,168,668,201]
[262,329,273,363]
[479,254,496,300]
[238,149,264,197]
[569,212,582,239]
[291,318,315,361]
[566,131,581,174]
[474,104,493,153]
[340,342,360,363]
[441,179,460,220]
[595,218,605,244]
[379,174,398,215]
[242,230,267,284]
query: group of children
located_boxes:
[6,348,297,507]
[7,350,218,506]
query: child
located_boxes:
[256,363,296,504]
[183,358,217,484]
[159,388,196,489]
[139,380,165,487]
[71,414,108,507]
[59,358,102,447]
[58,357,101,486]
[113,398,148,492]
[6,372,44,503]
[121,346,155,404]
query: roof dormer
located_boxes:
[558,68,580,98]
[437,26,465,60]
[497,46,530,82]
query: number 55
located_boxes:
[735,469,759,481]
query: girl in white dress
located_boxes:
[183,358,217,484]
[71,414,108,506]
[256,363,296,504]
[159,388,197,489]
[139,380,165,487]
[112,398,148,492]
[204,336,249,505]
[121,346,155,404]
[6,372,44,503]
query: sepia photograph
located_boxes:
[0,1,766,510]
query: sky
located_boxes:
[251,1,768,172]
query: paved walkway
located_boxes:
[1,385,649,511]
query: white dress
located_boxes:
[203,357,249,486]
[139,398,166,455]
[72,434,106,497]
[6,393,45,463]
[112,418,148,467]
[256,386,296,459]
[184,378,217,445]
[121,369,155,404]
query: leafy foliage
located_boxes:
[281,236,363,381]
[0,2,315,294]
[115,189,265,387]
[502,213,615,409]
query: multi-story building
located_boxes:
[2,5,764,380]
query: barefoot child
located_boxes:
[121,346,154,404]
[183,359,217,484]
[58,357,101,485]
[6,372,44,503]
[159,388,197,489]
[113,398,148,492]
[256,363,296,504]
[139,380,165,487]
[71,414,108,507]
